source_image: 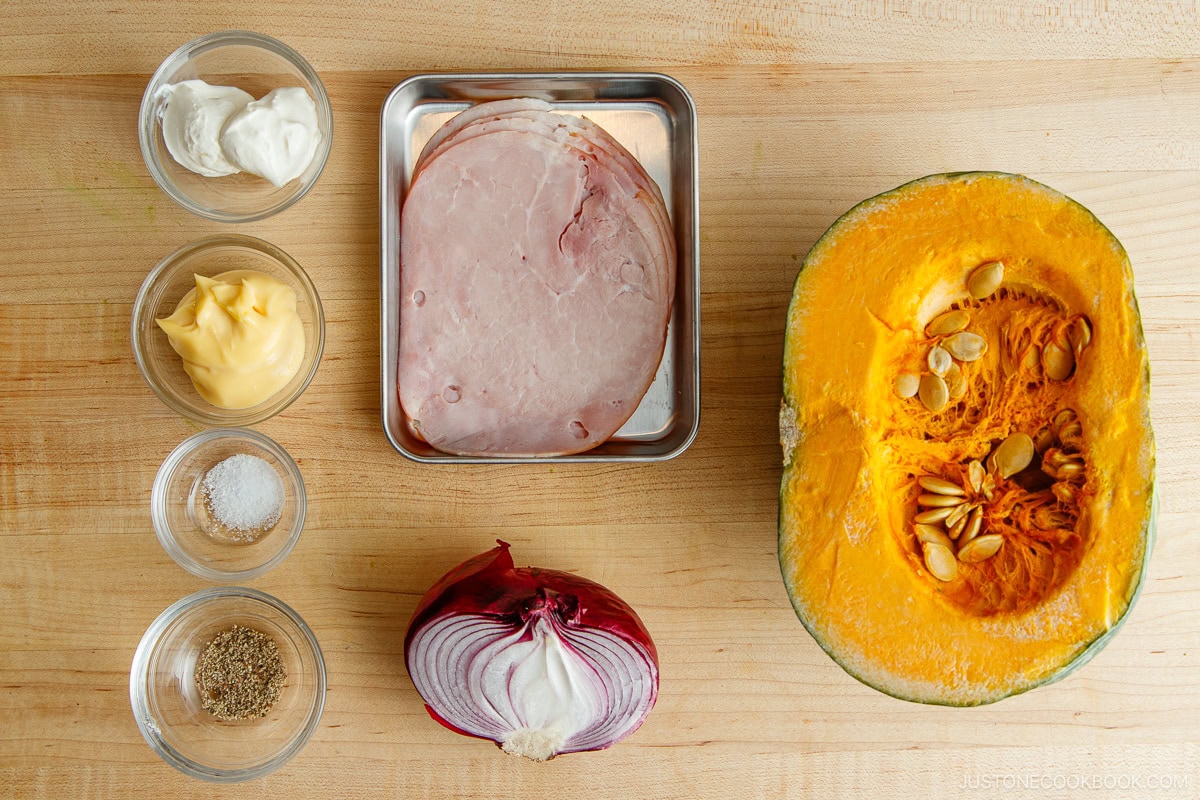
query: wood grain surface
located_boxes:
[2,3,1199,798]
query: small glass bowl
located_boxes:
[130,586,326,782]
[131,234,324,427]
[152,428,306,582]
[138,30,333,222]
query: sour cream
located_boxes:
[155,80,321,187]
[155,80,252,177]
[220,87,322,187]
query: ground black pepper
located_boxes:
[194,624,287,721]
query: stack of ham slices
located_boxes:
[399,99,676,457]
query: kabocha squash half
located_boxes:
[778,173,1155,706]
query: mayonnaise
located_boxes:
[156,271,305,409]
[221,88,322,188]
[154,80,321,187]
[155,81,253,177]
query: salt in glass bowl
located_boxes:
[152,428,306,582]
[131,234,324,427]
[138,30,333,222]
[130,586,326,782]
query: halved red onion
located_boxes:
[404,541,659,761]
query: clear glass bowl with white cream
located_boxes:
[139,31,332,222]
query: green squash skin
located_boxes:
[777,172,1157,706]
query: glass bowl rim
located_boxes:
[151,427,307,582]
[129,585,327,783]
[130,232,325,427]
[137,29,333,223]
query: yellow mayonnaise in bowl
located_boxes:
[133,235,324,426]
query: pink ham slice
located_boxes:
[400,104,674,457]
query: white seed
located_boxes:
[926,310,970,337]
[919,476,967,496]
[967,261,1004,300]
[928,345,953,376]
[967,460,985,493]
[960,506,984,544]
[957,534,1004,563]
[1068,316,1092,355]
[993,432,1035,479]
[919,373,949,413]
[894,373,920,398]
[944,331,988,362]
[923,542,959,582]
[1043,341,1075,381]
[944,363,967,400]
[918,493,967,508]
[1052,408,1078,433]
[945,501,973,531]
[947,511,970,540]
[915,506,955,524]
[916,524,955,551]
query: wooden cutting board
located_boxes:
[2,3,1198,798]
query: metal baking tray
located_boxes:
[380,73,700,463]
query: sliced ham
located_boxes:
[399,101,675,457]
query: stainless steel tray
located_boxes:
[380,73,700,463]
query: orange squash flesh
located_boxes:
[778,173,1155,705]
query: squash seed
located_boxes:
[916,524,955,550]
[1022,344,1042,372]
[918,493,966,508]
[927,345,952,376]
[957,534,1004,563]
[993,432,1035,479]
[926,309,970,337]
[947,511,970,540]
[918,373,949,412]
[967,261,1004,300]
[945,500,973,530]
[894,372,920,398]
[919,476,966,496]
[1052,408,1078,432]
[944,363,967,399]
[915,506,955,524]
[1058,420,1083,447]
[923,542,958,582]
[960,506,983,544]
[1033,427,1055,454]
[1043,341,1075,381]
[1068,316,1092,355]
[944,331,988,362]
[967,460,985,494]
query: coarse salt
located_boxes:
[202,453,285,538]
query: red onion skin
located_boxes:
[404,540,659,746]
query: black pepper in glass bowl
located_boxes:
[129,587,326,782]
